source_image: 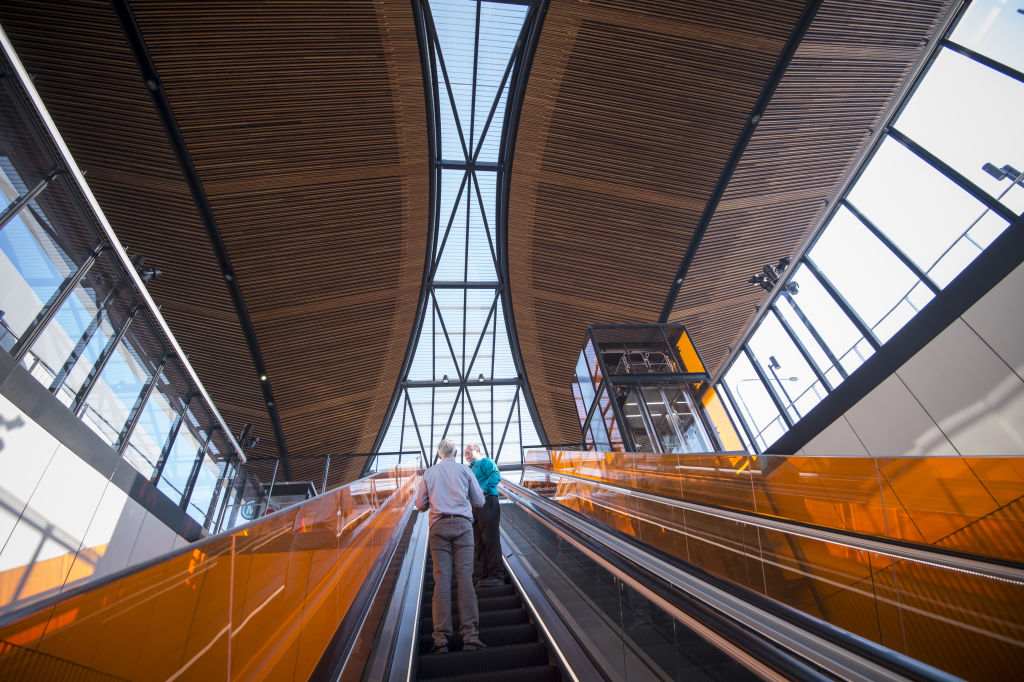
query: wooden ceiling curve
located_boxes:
[0,0,959,472]
[0,0,427,485]
[508,0,811,445]
[666,0,955,381]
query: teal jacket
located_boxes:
[469,456,501,496]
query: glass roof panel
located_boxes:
[848,136,992,274]
[893,48,1024,214]
[467,173,498,279]
[431,0,476,157]
[435,52,467,162]
[375,0,544,467]
[476,75,512,163]
[434,172,470,281]
[473,3,528,155]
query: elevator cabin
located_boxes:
[572,324,743,454]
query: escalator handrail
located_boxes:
[0,465,419,631]
[528,465,1024,586]
[502,479,959,682]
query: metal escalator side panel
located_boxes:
[500,495,781,682]
[355,510,430,682]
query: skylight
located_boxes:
[373,0,543,470]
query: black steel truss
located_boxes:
[369,0,549,471]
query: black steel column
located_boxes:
[0,168,63,228]
[72,303,139,417]
[151,392,194,484]
[115,353,169,455]
[12,243,104,363]
[180,427,217,513]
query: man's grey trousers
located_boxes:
[428,515,479,646]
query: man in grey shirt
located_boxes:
[415,439,487,653]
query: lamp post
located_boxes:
[734,376,798,446]
[965,162,1023,248]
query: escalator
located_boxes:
[366,477,961,682]
[0,460,1007,680]
[499,501,755,681]
[413,556,559,681]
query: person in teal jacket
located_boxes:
[465,444,504,587]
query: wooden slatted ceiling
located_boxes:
[128,0,428,467]
[0,0,279,466]
[668,0,954,377]
[509,0,809,445]
[0,0,426,486]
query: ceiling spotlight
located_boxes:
[478,373,485,383]
[442,375,449,384]
[259,374,267,382]
[749,256,798,295]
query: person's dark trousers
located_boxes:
[472,494,503,581]
[429,515,478,648]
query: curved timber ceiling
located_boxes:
[509,0,811,444]
[666,0,955,375]
[0,0,958,473]
[508,0,954,445]
[0,0,427,485]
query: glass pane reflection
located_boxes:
[950,0,1024,79]
[0,467,418,681]
[520,463,1024,680]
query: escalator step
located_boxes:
[423,585,514,602]
[417,642,549,679]
[420,607,529,630]
[425,664,560,682]
[418,623,539,654]
[475,595,520,611]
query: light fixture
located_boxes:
[259,374,267,382]
[478,373,485,383]
[442,375,449,384]
[749,256,798,295]
[982,162,1021,182]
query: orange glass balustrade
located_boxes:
[526,449,1024,564]
[0,465,418,681]
[520,453,1024,681]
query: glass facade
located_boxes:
[375,0,544,468]
[0,40,259,534]
[716,0,1023,453]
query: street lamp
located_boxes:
[733,376,798,446]
[982,162,1021,183]
[955,161,1023,252]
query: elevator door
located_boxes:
[640,386,714,454]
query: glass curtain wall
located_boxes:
[0,36,258,532]
[718,0,1023,452]
[374,0,544,469]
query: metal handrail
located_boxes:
[528,465,1024,586]
[502,479,957,682]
